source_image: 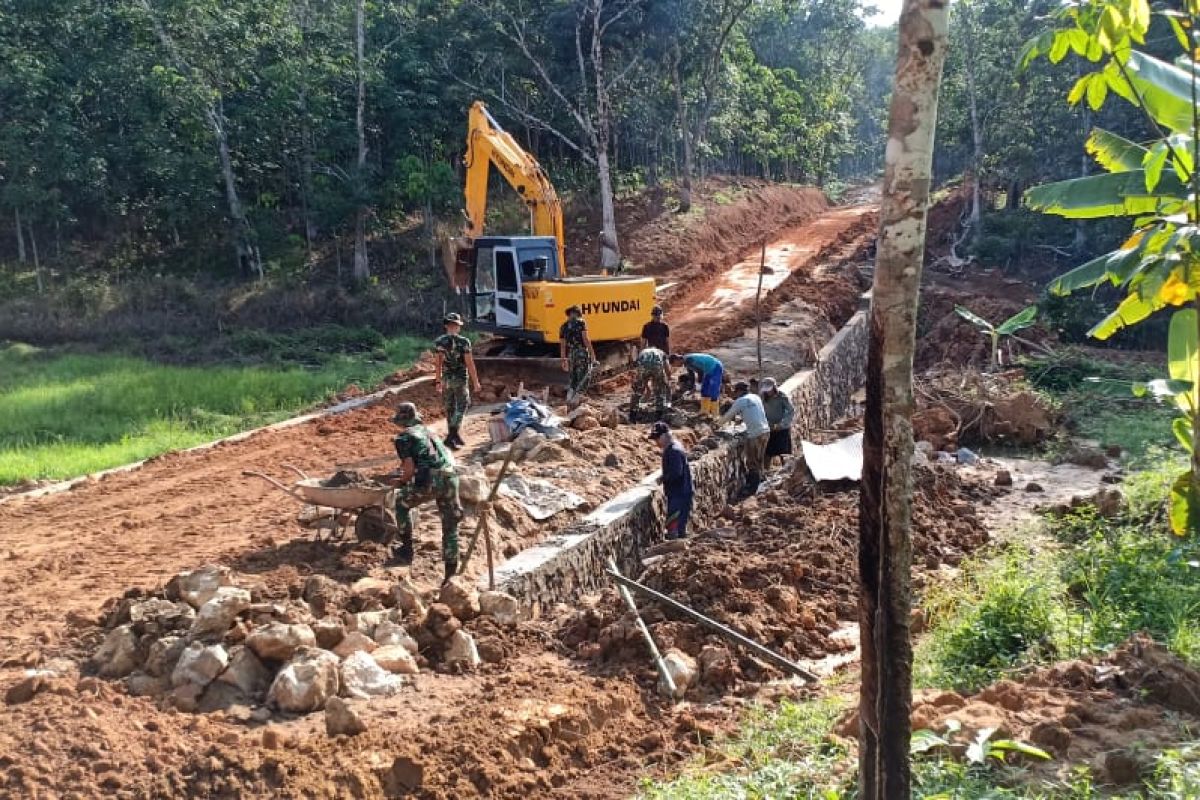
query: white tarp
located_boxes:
[498,474,587,521]
[801,432,864,482]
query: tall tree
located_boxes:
[858,0,949,797]
[353,0,370,282]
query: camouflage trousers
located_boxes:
[630,365,669,415]
[395,469,463,564]
[567,350,594,397]
[442,377,470,429]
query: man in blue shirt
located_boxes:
[719,380,770,495]
[649,421,693,540]
[669,352,723,417]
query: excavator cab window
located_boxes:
[521,256,548,281]
[472,245,496,322]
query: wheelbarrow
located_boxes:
[244,465,401,544]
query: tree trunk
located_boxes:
[29,222,43,294]
[209,101,263,280]
[1074,99,1091,255]
[671,49,693,213]
[14,207,26,264]
[352,0,370,283]
[962,7,983,236]
[597,146,621,269]
[858,0,949,798]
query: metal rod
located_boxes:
[607,557,677,698]
[605,568,820,683]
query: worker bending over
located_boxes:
[760,377,795,466]
[641,305,670,353]
[630,346,671,421]
[670,352,723,417]
[719,381,770,495]
[433,313,481,451]
[559,305,596,406]
[649,421,693,540]
[388,402,463,583]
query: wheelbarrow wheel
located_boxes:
[355,506,399,544]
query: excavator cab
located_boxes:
[467,235,560,337]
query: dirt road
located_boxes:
[0,191,881,800]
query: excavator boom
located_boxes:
[464,101,567,274]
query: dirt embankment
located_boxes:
[561,460,993,691]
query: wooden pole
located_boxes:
[459,443,517,572]
[756,241,766,379]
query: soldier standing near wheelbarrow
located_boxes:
[434,312,481,451]
[388,402,463,583]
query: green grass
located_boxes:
[1022,351,1175,463]
[638,695,853,800]
[0,335,425,484]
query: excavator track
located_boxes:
[472,339,637,389]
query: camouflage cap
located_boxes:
[443,313,465,326]
[392,402,421,425]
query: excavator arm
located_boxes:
[463,101,567,275]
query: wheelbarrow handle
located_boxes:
[242,470,307,503]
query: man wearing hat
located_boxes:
[718,380,770,495]
[629,346,671,422]
[434,313,481,450]
[649,421,693,540]
[760,377,795,466]
[389,402,463,583]
[641,305,670,354]
[559,305,596,405]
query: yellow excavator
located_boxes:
[443,101,656,375]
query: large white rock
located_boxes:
[217,646,273,696]
[324,696,367,736]
[438,578,480,621]
[190,587,252,638]
[660,649,697,698]
[339,651,403,699]
[333,631,378,659]
[168,564,236,609]
[313,617,346,650]
[171,642,229,689]
[267,648,340,713]
[443,630,481,670]
[92,625,140,679]
[128,598,195,632]
[350,577,393,605]
[372,621,419,655]
[345,610,390,637]
[479,591,520,627]
[245,623,316,663]
[458,473,489,505]
[144,635,186,678]
[391,580,425,615]
[372,645,419,675]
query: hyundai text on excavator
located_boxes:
[442,101,656,380]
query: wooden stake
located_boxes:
[756,241,766,379]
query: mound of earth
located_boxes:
[913,369,1059,450]
[838,635,1200,789]
[560,462,993,694]
[916,285,1052,372]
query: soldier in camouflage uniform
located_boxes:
[389,402,463,583]
[433,313,481,450]
[558,305,596,406]
[629,346,671,421]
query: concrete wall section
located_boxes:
[496,305,870,612]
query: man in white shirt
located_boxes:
[719,380,770,494]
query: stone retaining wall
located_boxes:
[494,300,871,614]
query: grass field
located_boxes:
[0,335,426,485]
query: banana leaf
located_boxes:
[1085,128,1147,173]
[1025,170,1186,219]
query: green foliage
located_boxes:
[954,304,1037,368]
[919,549,1064,691]
[0,336,423,484]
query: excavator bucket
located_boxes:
[440,235,471,291]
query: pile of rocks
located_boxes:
[88,565,520,717]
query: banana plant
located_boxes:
[954,305,1038,369]
[1022,0,1200,533]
